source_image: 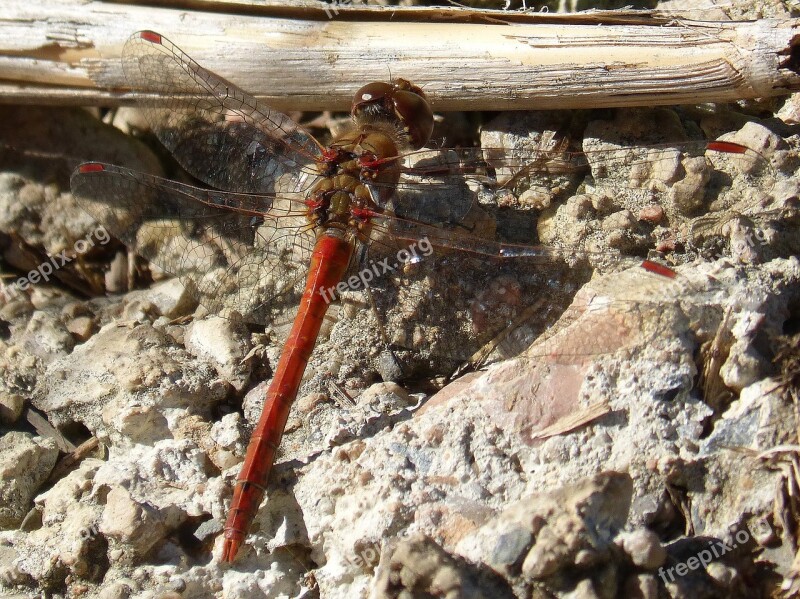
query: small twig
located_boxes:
[25,407,75,453]
[527,399,611,440]
[46,436,102,484]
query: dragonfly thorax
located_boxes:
[306,168,376,232]
[308,127,407,230]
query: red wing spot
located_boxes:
[139,31,163,45]
[351,208,379,219]
[707,141,748,155]
[641,260,677,279]
[78,163,105,174]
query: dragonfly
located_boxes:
[69,31,770,562]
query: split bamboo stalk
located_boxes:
[1,0,799,111]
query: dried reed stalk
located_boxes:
[1,0,799,111]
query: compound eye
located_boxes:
[392,89,434,149]
[351,80,434,150]
[351,82,394,116]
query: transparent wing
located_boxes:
[366,140,774,231]
[324,210,683,367]
[322,141,767,367]
[122,31,323,195]
[70,163,315,324]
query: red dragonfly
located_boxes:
[70,31,767,562]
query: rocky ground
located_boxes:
[2,3,800,599]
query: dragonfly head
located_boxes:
[351,79,434,150]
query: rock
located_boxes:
[34,322,228,445]
[372,534,515,599]
[139,278,198,320]
[357,381,412,409]
[209,412,247,470]
[658,535,746,598]
[0,542,30,587]
[0,392,24,424]
[6,459,105,588]
[46,438,219,567]
[100,486,173,558]
[601,209,637,233]
[456,472,632,581]
[537,109,697,258]
[0,433,58,528]
[617,529,667,569]
[620,573,659,599]
[273,381,421,469]
[480,111,579,199]
[65,315,95,342]
[20,310,74,361]
[705,561,739,588]
[96,580,135,599]
[241,379,270,425]
[375,348,404,382]
[638,204,665,224]
[565,578,604,598]
[184,315,251,391]
[119,298,160,323]
[104,250,129,294]
[111,106,151,135]
[720,121,785,170]
[0,292,34,321]
[776,93,800,125]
